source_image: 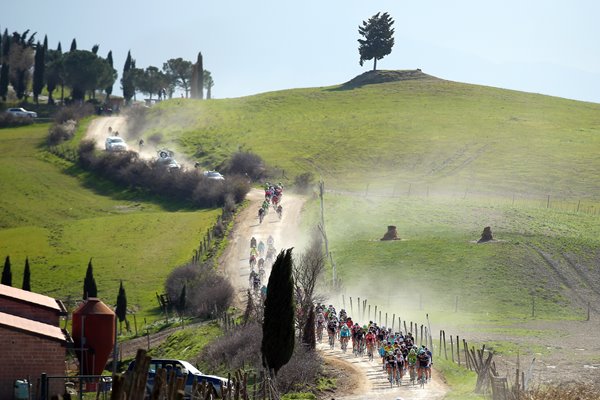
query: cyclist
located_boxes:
[385,351,397,386]
[407,346,418,385]
[327,316,338,349]
[250,237,257,249]
[257,241,265,257]
[339,322,351,352]
[249,254,257,270]
[276,204,283,220]
[417,346,430,384]
[338,309,347,322]
[315,311,326,342]
[250,246,258,257]
[394,347,405,384]
[365,328,377,361]
[258,207,265,223]
[267,235,274,247]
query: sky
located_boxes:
[3,0,600,103]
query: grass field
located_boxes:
[141,71,600,199]
[0,124,220,321]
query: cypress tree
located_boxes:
[32,40,45,104]
[22,257,31,291]
[115,280,127,334]
[83,258,98,299]
[261,248,295,376]
[0,29,10,102]
[1,256,12,286]
[105,50,113,100]
[197,52,204,99]
[122,50,134,103]
[70,38,77,52]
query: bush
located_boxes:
[200,322,263,371]
[53,104,95,124]
[48,119,77,145]
[200,322,321,394]
[0,112,34,128]
[293,172,315,194]
[165,261,234,319]
[224,151,266,181]
[76,143,250,208]
[276,346,321,394]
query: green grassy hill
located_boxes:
[144,70,600,199]
[0,124,220,321]
[139,70,600,330]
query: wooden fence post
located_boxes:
[456,335,461,366]
[450,335,454,363]
[443,330,448,360]
[392,314,395,331]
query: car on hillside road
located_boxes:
[203,170,225,180]
[156,149,181,170]
[126,358,229,398]
[6,107,37,118]
[105,136,129,152]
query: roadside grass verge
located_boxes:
[0,124,221,322]
[435,358,484,400]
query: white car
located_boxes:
[203,171,225,180]
[105,136,128,152]
[6,107,37,118]
[156,149,181,170]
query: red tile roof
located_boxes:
[0,311,71,343]
[0,284,66,313]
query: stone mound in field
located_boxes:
[381,225,401,241]
[477,226,494,243]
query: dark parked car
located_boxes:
[127,358,228,398]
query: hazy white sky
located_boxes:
[4,0,599,103]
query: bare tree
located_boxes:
[293,232,326,337]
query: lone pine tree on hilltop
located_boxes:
[358,11,395,71]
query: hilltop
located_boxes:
[339,69,438,89]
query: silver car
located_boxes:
[105,136,128,152]
[6,107,37,118]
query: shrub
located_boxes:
[76,143,250,208]
[48,119,78,145]
[276,346,321,394]
[0,112,35,128]
[165,262,234,319]
[224,151,266,181]
[53,104,95,124]
[293,172,315,194]
[200,322,263,371]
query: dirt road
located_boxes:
[318,343,449,400]
[218,188,305,307]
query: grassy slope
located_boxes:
[144,73,600,199]
[0,124,220,320]
[139,73,600,328]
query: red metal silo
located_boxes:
[72,298,116,378]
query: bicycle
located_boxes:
[408,364,417,386]
[366,343,374,362]
[386,363,396,388]
[316,323,324,343]
[328,331,336,350]
[418,367,426,388]
[340,337,349,352]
